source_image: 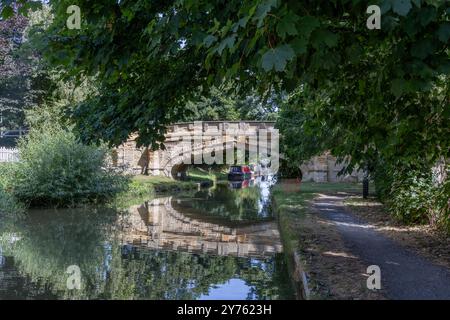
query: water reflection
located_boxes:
[121,197,282,258]
[0,178,294,300]
[174,176,276,221]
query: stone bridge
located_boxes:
[113,121,278,178]
[119,197,283,258]
[113,121,363,182]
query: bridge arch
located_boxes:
[114,121,277,178]
[112,121,364,182]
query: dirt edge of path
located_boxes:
[272,192,385,300]
[343,196,450,270]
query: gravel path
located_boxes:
[313,194,450,300]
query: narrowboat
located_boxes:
[227,165,252,180]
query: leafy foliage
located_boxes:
[1,126,127,206]
[184,86,277,122]
[384,164,449,229]
[1,1,448,228]
[0,0,41,19]
[0,13,31,130]
[277,88,338,165]
[0,183,23,217]
[388,168,437,224]
[0,5,57,133]
[371,159,449,231]
[2,0,443,165]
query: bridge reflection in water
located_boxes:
[0,178,296,300]
[120,196,283,259]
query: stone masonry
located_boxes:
[112,121,363,182]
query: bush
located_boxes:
[4,127,128,206]
[0,163,16,190]
[387,169,436,224]
[374,163,449,232]
[0,187,23,217]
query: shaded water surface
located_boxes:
[0,177,295,300]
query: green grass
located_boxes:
[129,175,198,196]
[103,169,222,208]
[272,181,369,210]
[111,175,200,208]
[271,184,314,299]
[296,181,371,193]
[272,188,314,209]
[186,167,215,182]
[272,184,315,255]
[132,175,178,184]
[186,166,228,182]
[114,167,225,208]
[344,196,382,206]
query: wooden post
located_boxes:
[363,164,369,199]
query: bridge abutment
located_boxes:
[111,121,363,182]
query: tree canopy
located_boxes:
[0,13,34,131]
[1,0,448,167]
[184,85,278,122]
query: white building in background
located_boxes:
[0,147,19,163]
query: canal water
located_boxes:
[0,177,295,300]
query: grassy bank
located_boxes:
[187,166,228,182]
[272,181,381,300]
[1,162,216,212]
[126,175,199,198]
[125,168,218,198]
[112,171,215,209]
[271,185,314,299]
[291,182,365,193]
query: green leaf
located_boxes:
[232,17,249,32]
[391,78,406,97]
[276,11,299,38]
[403,17,420,37]
[311,29,339,49]
[380,0,392,14]
[121,8,135,22]
[297,16,320,39]
[261,45,295,72]
[437,23,450,43]
[216,35,236,55]
[254,0,278,27]
[392,0,412,16]
[290,37,308,55]
[346,44,363,64]
[424,0,441,8]
[419,7,436,26]
[323,31,339,48]
[310,51,340,70]
[411,39,434,59]
[203,35,217,47]
[1,6,14,19]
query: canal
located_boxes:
[0,177,295,300]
